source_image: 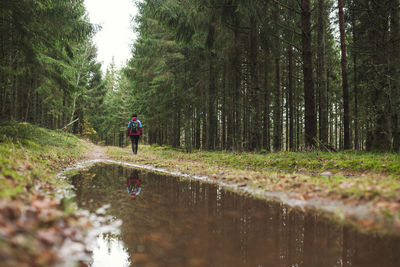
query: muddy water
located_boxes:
[69,164,400,267]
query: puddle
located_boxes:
[68,163,400,266]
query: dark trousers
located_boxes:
[130,135,140,154]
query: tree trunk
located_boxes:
[208,52,217,150]
[338,0,351,149]
[250,15,261,151]
[226,73,233,150]
[202,85,208,150]
[353,44,359,150]
[285,83,288,151]
[233,18,242,151]
[335,104,339,149]
[368,3,392,151]
[273,4,282,152]
[317,0,328,147]
[288,45,294,151]
[221,64,227,150]
[351,3,359,150]
[69,93,79,131]
[242,66,248,149]
[390,2,400,151]
[301,0,317,149]
[273,57,281,152]
[195,107,201,149]
[263,47,271,151]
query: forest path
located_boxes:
[83,143,111,161]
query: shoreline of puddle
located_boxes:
[58,158,400,237]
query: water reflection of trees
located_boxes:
[70,164,400,266]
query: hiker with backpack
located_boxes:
[127,113,143,154]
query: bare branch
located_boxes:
[61,118,79,131]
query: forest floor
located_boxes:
[0,121,95,266]
[105,144,400,234]
[1,121,400,265]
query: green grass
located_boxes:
[0,121,87,198]
[140,145,400,177]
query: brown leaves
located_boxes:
[357,219,376,228]
[0,199,23,220]
[38,228,62,245]
[0,221,16,236]
[31,195,59,210]
[296,194,307,201]
[375,202,400,213]
[0,195,92,266]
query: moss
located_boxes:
[0,121,87,198]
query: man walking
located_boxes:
[127,113,143,154]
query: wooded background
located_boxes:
[1,0,399,152]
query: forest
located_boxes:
[1,0,399,153]
[2,1,400,265]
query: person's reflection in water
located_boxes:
[126,170,142,199]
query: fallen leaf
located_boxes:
[38,229,62,245]
[0,224,16,236]
[297,194,307,200]
[358,219,375,228]
[34,250,57,266]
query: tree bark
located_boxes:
[221,63,227,150]
[273,4,282,151]
[390,2,400,152]
[263,46,271,151]
[338,0,351,149]
[288,45,294,151]
[250,15,261,151]
[233,17,242,151]
[351,2,359,150]
[368,2,392,151]
[301,0,317,149]
[207,52,217,150]
[317,0,328,147]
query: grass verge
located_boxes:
[0,120,88,197]
[143,145,400,176]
